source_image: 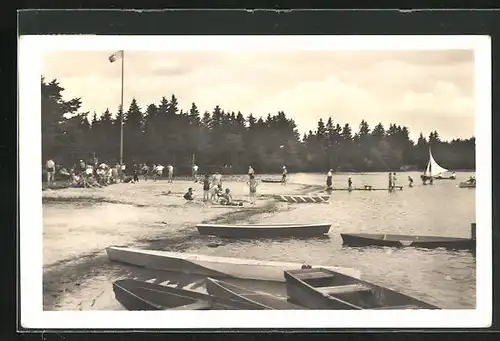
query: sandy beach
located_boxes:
[43,178,320,310]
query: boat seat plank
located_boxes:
[295,271,334,280]
[372,305,420,310]
[316,283,372,295]
[169,301,212,310]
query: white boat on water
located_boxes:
[422,147,456,180]
[106,246,361,282]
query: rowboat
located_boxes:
[284,267,440,310]
[340,230,475,251]
[113,279,258,310]
[205,277,304,309]
[196,223,331,238]
[262,179,282,183]
[106,247,361,281]
[459,181,476,188]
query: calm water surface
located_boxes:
[44,171,476,309]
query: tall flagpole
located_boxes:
[120,51,124,166]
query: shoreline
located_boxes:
[42,179,318,310]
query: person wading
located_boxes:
[281,166,288,186]
[326,169,333,189]
[247,174,258,205]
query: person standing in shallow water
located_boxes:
[247,174,258,205]
[347,176,353,190]
[408,176,414,187]
[326,169,333,189]
[388,172,393,191]
[281,166,287,186]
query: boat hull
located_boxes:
[340,233,475,251]
[262,179,282,183]
[106,247,361,281]
[113,279,258,310]
[196,223,331,238]
[205,278,303,310]
[284,268,440,310]
[459,182,476,188]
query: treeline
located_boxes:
[42,77,475,175]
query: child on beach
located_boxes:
[203,174,211,202]
[184,188,194,202]
[219,188,242,206]
[247,174,258,205]
[210,184,223,202]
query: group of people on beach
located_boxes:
[43,157,185,188]
[183,165,265,206]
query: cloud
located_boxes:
[41,50,475,141]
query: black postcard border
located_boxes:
[9,7,500,338]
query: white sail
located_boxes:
[424,147,448,177]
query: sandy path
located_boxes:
[42,179,319,310]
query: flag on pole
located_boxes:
[109,50,124,63]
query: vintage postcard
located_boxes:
[18,35,491,329]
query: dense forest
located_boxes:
[42,77,476,175]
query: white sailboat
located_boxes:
[423,147,455,180]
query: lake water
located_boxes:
[43,171,476,309]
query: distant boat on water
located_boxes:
[422,147,456,181]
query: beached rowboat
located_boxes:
[196,223,331,238]
[113,279,258,310]
[459,182,475,188]
[205,277,304,309]
[284,267,440,310]
[106,247,361,281]
[340,231,475,251]
[262,179,282,183]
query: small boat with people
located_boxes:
[196,223,331,238]
[113,279,258,310]
[340,223,476,251]
[205,277,304,309]
[459,175,476,188]
[284,267,440,310]
[421,147,456,184]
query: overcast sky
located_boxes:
[42,50,475,142]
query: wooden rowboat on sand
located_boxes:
[106,247,362,282]
[196,223,331,238]
[284,267,440,310]
[205,277,304,309]
[340,223,476,251]
[113,279,258,310]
